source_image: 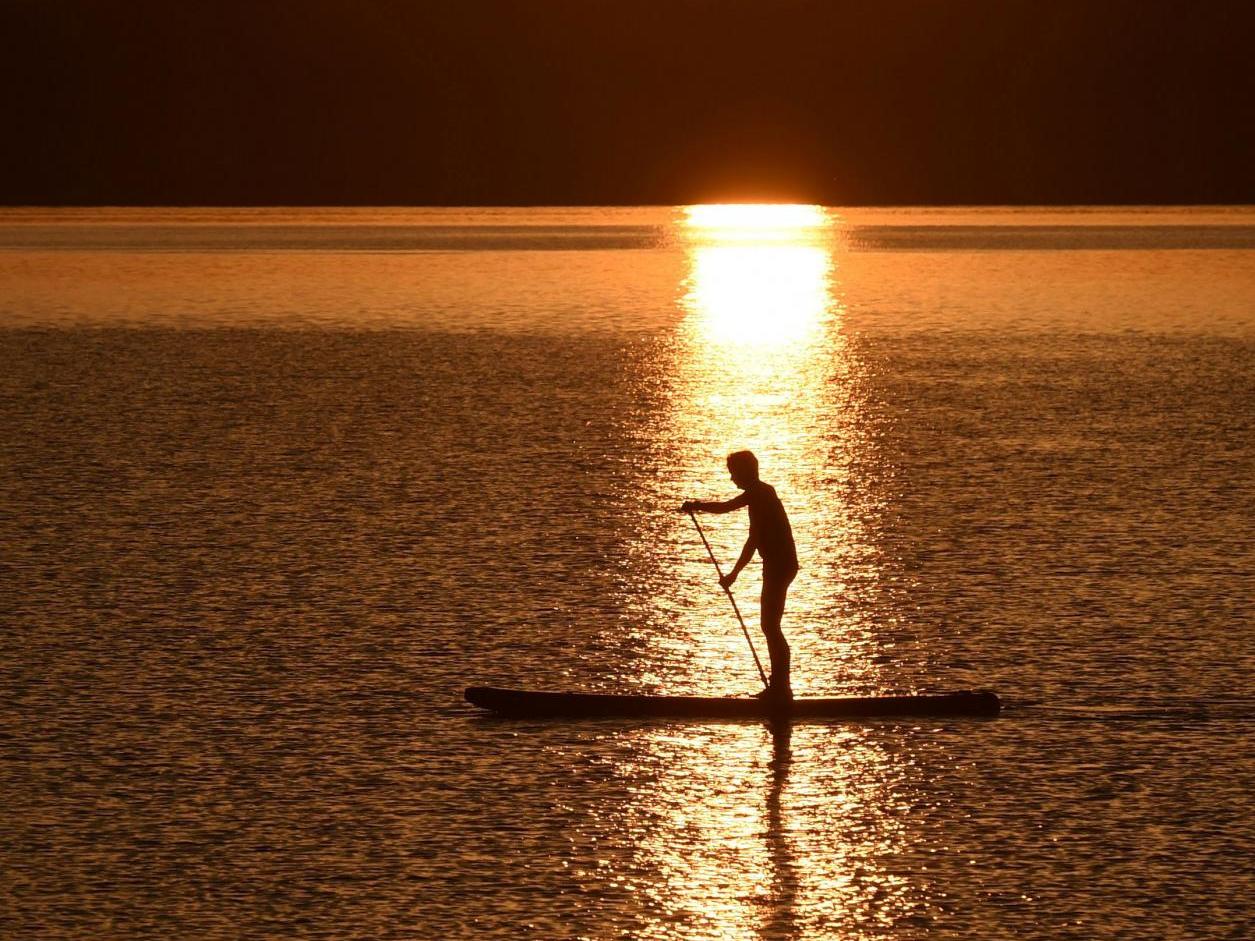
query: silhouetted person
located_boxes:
[683,450,799,700]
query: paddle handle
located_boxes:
[687,508,770,689]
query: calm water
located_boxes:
[2,207,1253,939]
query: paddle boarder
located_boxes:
[682,450,799,701]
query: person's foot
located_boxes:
[755,685,793,701]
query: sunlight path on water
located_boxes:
[618,206,911,937]
[606,723,921,940]
[634,204,887,698]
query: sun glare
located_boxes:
[681,203,835,346]
[685,203,828,235]
[686,245,831,346]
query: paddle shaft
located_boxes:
[687,508,770,689]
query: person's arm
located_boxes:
[720,532,757,588]
[681,493,750,514]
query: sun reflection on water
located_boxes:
[614,724,918,939]
[683,204,833,350]
[615,205,907,937]
[677,203,835,467]
[659,204,880,697]
[686,245,831,348]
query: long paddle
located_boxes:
[686,508,770,690]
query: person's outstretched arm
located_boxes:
[681,493,750,514]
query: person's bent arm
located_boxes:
[721,533,757,588]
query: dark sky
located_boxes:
[3,0,1252,205]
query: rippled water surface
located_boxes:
[2,207,1253,939]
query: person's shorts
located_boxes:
[762,563,798,586]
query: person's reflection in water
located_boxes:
[763,720,800,940]
[682,450,799,700]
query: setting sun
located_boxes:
[684,204,829,236]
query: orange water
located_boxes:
[2,207,1253,938]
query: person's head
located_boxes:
[726,450,759,489]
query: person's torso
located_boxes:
[746,482,797,569]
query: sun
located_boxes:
[684,204,828,233]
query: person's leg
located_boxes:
[760,568,794,696]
